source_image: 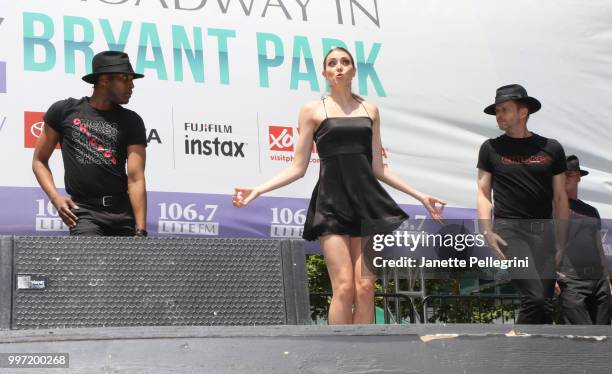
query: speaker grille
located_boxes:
[13,237,286,328]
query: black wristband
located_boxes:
[134,228,148,237]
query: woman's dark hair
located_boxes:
[322,47,355,69]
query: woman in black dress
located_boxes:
[233,47,445,324]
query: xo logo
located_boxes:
[269,126,295,152]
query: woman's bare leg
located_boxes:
[321,234,354,325]
[350,236,375,324]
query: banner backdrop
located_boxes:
[0,1,611,256]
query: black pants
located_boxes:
[495,219,557,324]
[558,273,612,325]
[69,198,136,236]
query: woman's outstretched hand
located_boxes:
[419,194,446,224]
[232,187,261,208]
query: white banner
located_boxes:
[0,1,611,238]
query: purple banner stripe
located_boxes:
[1,187,610,263]
[0,61,6,93]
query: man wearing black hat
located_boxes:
[32,51,148,236]
[476,84,569,324]
[556,155,612,325]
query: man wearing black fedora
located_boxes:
[32,50,148,236]
[476,84,569,324]
[556,155,612,325]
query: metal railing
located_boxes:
[421,294,522,324]
[309,292,420,324]
[310,292,525,324]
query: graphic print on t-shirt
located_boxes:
[501,155,552,165]
[71,116,119,166]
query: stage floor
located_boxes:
[0,324,610,373]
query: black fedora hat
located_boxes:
[82,51,144,84]
[566,155,589,176]
[484,84,541,115]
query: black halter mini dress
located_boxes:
[302,98,409,241]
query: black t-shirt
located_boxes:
[44,97,146,197]
[477,133,566,218]
[565,198,602,269]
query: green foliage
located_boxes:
[424,297,517,323]
[307,254,331,322]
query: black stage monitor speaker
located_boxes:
[2,236,309,329]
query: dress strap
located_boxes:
[321,96,329,118]
[359,100,371,119]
